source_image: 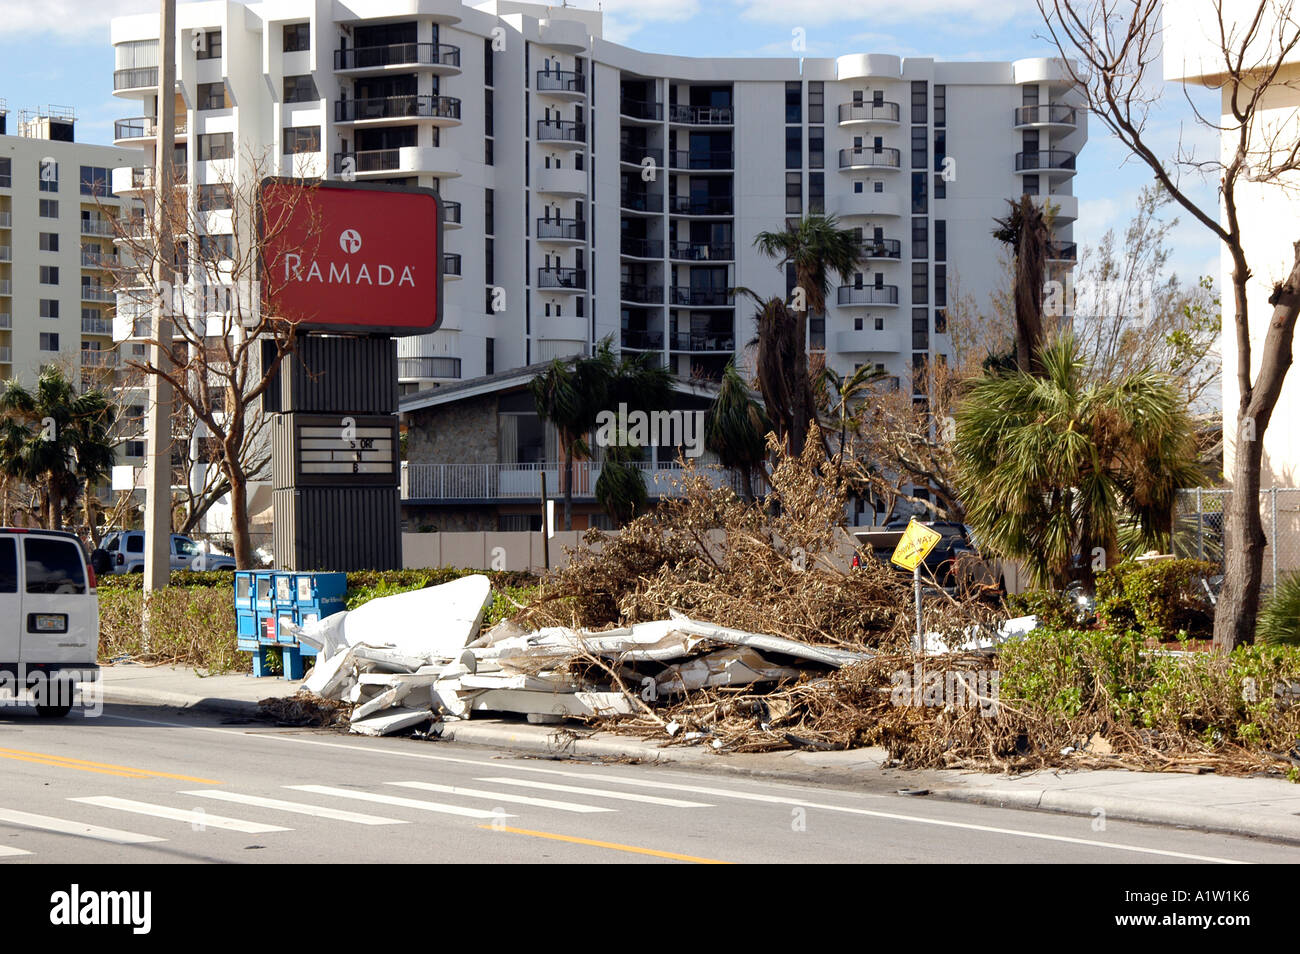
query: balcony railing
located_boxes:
[81,251,117,268]
[620,237,662,258]
[668,104,733,124]
[858,238,902,259]
[537,217,586,241]
[334,43,460,71]
[1048,241,1078,261]
[114,117,186,139]
[837,285,900,305]
[333,149,400,174]
[620,143,663,165]
[0,314,10,329]
[668,195,733,215]
[0,347,11,363]
[82,317,114,335]
[81,286,114,302]
[443,253,462,276]
[839,147,902,169]
[398,356,461,380]
[80,350,118,368]
[620,281,663,303]
[536,69,586,94]
[620,191,663,213]
[669,331,734,352]
[669,241,734,261]
[0,280,10,296]
[838,101,901,123]
[401,460,740,501]
[443,200,461,225]
[669,287,733,306]
[114,67,158,90]
[335,95,461,123]
[620,98,663,121]
[0,212,11,228]
[621,330,663,349]
[668,150,733,170]
[1014,104,1078,126]
[81,217,115,236]
[1015,149,1077,172]
[536,119,586,142]
[537,267,586,290]
[0,246,9,262]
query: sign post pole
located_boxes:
[913,563,923,653]
[540,471,549,571]
[889,518,941,656]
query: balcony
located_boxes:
[443,253,461,278]
[81,251,118,268]
[334,43,461,74]
[0,280,10,296]
[668,150,733,171]
[838,101,901,125]
[335,95,462,126]
[835,328,905,353]
[401,460,740,502]
[114,67,158,92]
[535,165,587,197]
[81,286,114,303]
[398,356,461,381]
[668,104,733,125]
[537,217,586,243]
[622,330,663,350]
[859,238,901,260]
[80,350,118,368]
[0,246,9,262]
[669,330,734,352]
[669,287,733,307]
[81,217,115,237]
[668,241,733,261]
[0,313,9,329]
[837,285,900,306]
[0,347,11,363]
[620,143,663,166]
[537,267,586,291]
[536,119,586,145]
[1014,104,1078,129]
[1015,149,1077,175]
[839,147,902,170]
[332,145,462,180]
[1047,241,1078,263]
[114,117,186,143]
[536,69,586,97]
[443,200,461,228]
[0,212,10,228]
[620,191,663,214]
[668,195,733,216]
[621,237,662,258]
[620,281,663,303]
[1030,192,1079,222]
[82,317,114,335]
[620,99,663,121]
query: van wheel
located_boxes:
[33,679,74,718]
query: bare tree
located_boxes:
[110,151,315,567]
[1040,0,1300,649]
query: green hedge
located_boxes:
[1096,559,1217,641]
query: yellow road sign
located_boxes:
[890,519,942,571]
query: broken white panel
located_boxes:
[923,614,1039,655]
[459,672,586,692]
[467,689,638,719]
[349,673,442,722]
[655,647,805,694]
[302,645,357,699]
[351,645,426,673]
[348,707,433,737]
[667,614,872,667]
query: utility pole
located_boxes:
[143,0,176,600]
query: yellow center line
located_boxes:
[0,747,223,784]
[478,825,733,864]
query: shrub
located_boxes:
[1258,572,1300,646]
[99,585,247,672]
[1096,558,1217,641]
[1005,589,1077,629]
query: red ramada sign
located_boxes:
[259,178,443,336]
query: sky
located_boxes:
[0,0,1224,288]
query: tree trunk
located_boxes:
[227,470,253,569]
[740,467,755,502]
[1214,242,1300,651]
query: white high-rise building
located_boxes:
[109,0,1085,398]
[0,103,137,396]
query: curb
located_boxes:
[99,686,264,719]
[929,785,1300,846]
[434,719,719,765]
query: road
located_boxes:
[0,702,1291,864]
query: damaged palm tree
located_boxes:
[992,195,1054,374]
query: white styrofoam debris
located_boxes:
[466,689,638,718]
[655,647,804,694]
[923,614,1039,655]
[348,706,433,737]
[303,646,357,698]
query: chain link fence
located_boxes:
[1173,488,1300,591]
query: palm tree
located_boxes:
[0,367,118,531]
[955,334,1200,592]
[993,195,1054,374]
[705,361,771,500]
[752,215,862,456]
[595,444,649,526]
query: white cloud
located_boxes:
[0,0,149,38]
[729,0,1039,28]
[562,0,701,45]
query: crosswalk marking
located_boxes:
[178,790,407,826]
[0,845,32,857]
[70,797,289,834]
[287,785,514,820]
[388,781,615,814]
[475,777,713,808]
[0,807,165,845]
[501,765,849,806]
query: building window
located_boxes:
[785,126,801,169]
[934,85,946,127]
[911,80,928,123]
[911,126,927,170]
[0,157,10,188]
[79,166,109,196]
[934,173,947,200]
[1022,174,1040,196]
[485,338,495,375]
[912,262,928,305]
[195,29,221,60]
[283,126,321,154]
[911,172,927,214]
[40,299,59,319]
[199,233,234,259]
[39,199,58,218]
[485,138,494,166]
[935,220,946,261]
[198,183,232,212]
[935,308,947,334]
[39,232,59,252]
[484,37,495,86]
[576,296,584,318]
[808,81,824,124]
[485,188,495,235]
[485,237,494,285]
[911,217,927,260]
[283,75,318,104]
[485,88,494,137]
[197,82,227,110]
[39,333,59,352]
[197,133,234,161]
[809,172,824,214]
[125,440,145,458]
[935,264,947,307]
[913,308,929,350]
[786,172,802,214]
[283,22,311,52]
[785,81,802,123]
[38,159,58,192]
[808,127,824,169]
[40,266,59,285]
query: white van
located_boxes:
[0,529,100,718]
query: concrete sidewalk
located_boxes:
[95,663,1300,844]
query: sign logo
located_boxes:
[339,229,362,254]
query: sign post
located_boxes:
[890,519,942,654]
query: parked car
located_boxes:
[883,519,978,588]
[0,528,100,717]
[95,532,237,574]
